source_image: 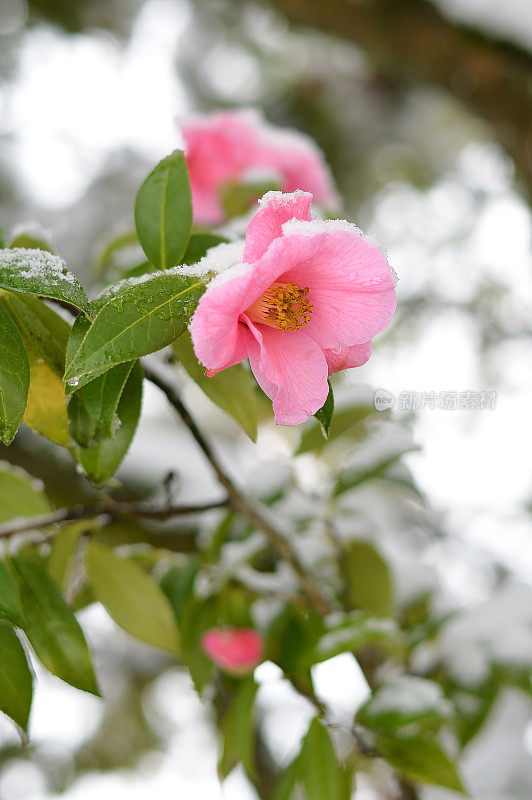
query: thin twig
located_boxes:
[0,498,228,539]
[144,362,334,617]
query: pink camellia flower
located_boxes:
[190,191,397,426]
[181,109,340,225]
[201,627,264,674]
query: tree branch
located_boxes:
[0,497,228,539]
[256,0,532,200]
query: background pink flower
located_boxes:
[190,191,397,426]
[201,628,264,674]
[181,109,340,225]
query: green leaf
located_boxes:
[172,333,258,441]
[220,180,279,219]
[338,764,356,800]
[86,540,179,653]
[315,613,402,663]
[267,605,322,682]
[376,733,465,793]
[66,312,90,364]
[68,391,98,448]
[82,361,135,438]
[10,555,99,695]
[47,522,88,595]
[219,677,258,779]
[333,450,418,498]
[180,596,219,693]
[343,540,394,618]
[69,360,135,447]
[271,755,302,800]
[72,361,142,485]
[452,671,499,748]
[297,403,375,455]
[160,558,199,623]
[0,625,33,732]
[0,302,29,444]
[181,233,229,266]
[66,314,119,391]
[64,271,204,389]
[300,718,342,800]
[357,676,452,733]
[0,227,5,248]
[9,230,54,253]
[0,248,88,311]
[313,381,334,438]
[0,463,51,523]
[96,230,140,276]
[0,559,24,626]
[1,293,70,376]
[134,150,193,269]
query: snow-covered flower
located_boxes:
[201,627,264,674]
[181,109,340,224]
[190,191,397,425]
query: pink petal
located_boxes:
[182,110,340,225]
[271,229,397,348]
[280,227,396,292]
[249,118,340,209]
[182,112,257,225]
[202,627,264,674]
[245,318,329,425]
[189,267,254,373]
[243,190,313,263]
[187,185,226,228]
[324,342,372,376]
[280,147,340,210]
[190,252,290,373]
[304,287,397,349]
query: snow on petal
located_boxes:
[243,190,313,263]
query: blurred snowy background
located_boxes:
[0,0,532,798]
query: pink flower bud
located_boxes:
[201,627,264,674]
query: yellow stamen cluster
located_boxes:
[249,281,313,331]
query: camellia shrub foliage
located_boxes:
[1,111,524,800]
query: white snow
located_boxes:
[363,675,452,718]
[0,247,76,284]
[190,240,246,280]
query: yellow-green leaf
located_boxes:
[0,463,51,523]
[23,347,69,446]
[343,540,394,618]
[377,733,465,793]
[87,540,179,653]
